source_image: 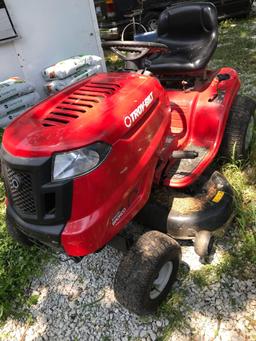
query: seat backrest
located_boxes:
[157,2,218,43]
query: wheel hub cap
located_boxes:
[150,261,173,299]
[148,19,158,31]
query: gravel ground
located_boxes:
[0,224,255,341]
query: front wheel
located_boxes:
[219,95,256,160]
[114,230,181,315]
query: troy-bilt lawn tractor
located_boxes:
[1,2,255,315]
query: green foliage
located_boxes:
[0,168,49,322]
[27,294,40,307]
[104,51,124,71]
[159,288,192,340]
[0,211,49,321]
[190,265,216,288]
[211,16,256,99]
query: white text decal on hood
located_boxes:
[124,92,154,128]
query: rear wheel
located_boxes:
[6,216,33,247]
[114,230,181,315]
[220,95,256,160]
[142,12,160,31]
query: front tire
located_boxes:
[114,230,181,315]
[220,95,256,160]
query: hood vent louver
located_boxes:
[42,80,119,127]
[44,117,70,125]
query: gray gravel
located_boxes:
[0,228,255,341]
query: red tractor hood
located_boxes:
[3,73,164,158]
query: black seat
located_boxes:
[149,2,218,73]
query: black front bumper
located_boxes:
[1,148,73,247]
[7,205,64,248]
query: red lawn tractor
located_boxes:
[1,2,255,315]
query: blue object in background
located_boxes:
[134,31,158,42]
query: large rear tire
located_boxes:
[114,230,181,315]
[220,95,256,160]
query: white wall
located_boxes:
[1,0,105,97]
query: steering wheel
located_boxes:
[102,41,169,61]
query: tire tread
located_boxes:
[219,95,256,160]
[114,231,181,315]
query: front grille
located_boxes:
[1,149,73,225]
[6,167,37,216]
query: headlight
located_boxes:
[52,142,111,181]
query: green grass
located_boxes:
[158,288,191,340]
[0,221,49,322]
[0,161,49,322]
[211,15,256,98]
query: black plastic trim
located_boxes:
[7,205,64,247]
[1,147,73,225]
[135,172,234,238]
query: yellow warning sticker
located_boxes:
[212,191,225,203]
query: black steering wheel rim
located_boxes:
[102,40,169,61]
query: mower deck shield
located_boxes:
[167,171,234,239]
[135,171,234,239]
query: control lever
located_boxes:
[209,73,231,102]
[216,73,230,82]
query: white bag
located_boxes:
[42,55,102,80]
[45,65,102,95]
[0,92,40,116]
[0,77,35,103]
[0,107,31,128]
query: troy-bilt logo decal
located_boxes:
[112,208,127,226]
[124,92,154,128]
